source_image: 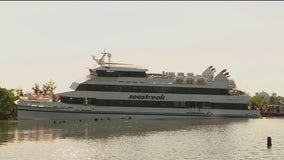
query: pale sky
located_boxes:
[1,1,284,96]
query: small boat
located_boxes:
[260,104,284,117]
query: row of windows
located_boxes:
[60,97,248,110]
[76,84,230,95]
[96,70,147,77]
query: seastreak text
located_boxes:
[129,94,165,100]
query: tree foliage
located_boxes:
[14,88,23,97]
[268,96,278,105]
[0,87,18,116]
[250,95,264,106]
[43,80,56,94]
[32,83,42,94]
[250,93,284,106]
[31,81,56,95]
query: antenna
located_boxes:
[92,51,132,67]
[107,52,112,67]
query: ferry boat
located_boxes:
[16,51,261,120]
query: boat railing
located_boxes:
[19,93,58,102]
[229,89,249,96]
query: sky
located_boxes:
[1,1,284,96]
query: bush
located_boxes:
[0,87,18,120]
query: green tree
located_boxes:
[32,83,42,94]
[0,87,18,119]
[42,80,56,95]
[14,88,23,97]
[250,95,264,106]
[268,96,278,105]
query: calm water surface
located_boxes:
[0,118,284,160]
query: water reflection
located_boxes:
[1,118,250,145]
[0,121,17,144]
[2,118,284,160]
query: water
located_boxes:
[1,118,284,160]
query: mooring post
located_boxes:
[267,137,272,147]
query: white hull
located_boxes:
[17,103,261,120]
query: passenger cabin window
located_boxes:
[96,70,119,77]
[96,70,146,77]
[76,84,231,95]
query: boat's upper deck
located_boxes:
[73,51,238,90]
